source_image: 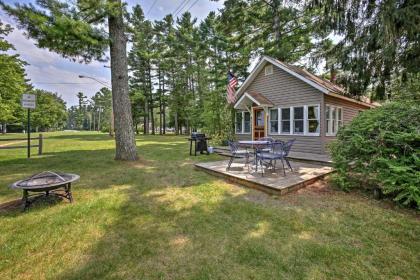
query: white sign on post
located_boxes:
[22,94,36,109]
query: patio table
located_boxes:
[238,140,271,171]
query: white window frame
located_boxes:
[280,107,292,135]
[269,108,279,134]
[264,64,273,76]
[292,106,305,135]
[235,111,251,134]
[268,104,320,136]
[306,104,321,136]
[326,105,343,136]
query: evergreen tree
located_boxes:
[1,0,138,160]
[309,0,420,100]
[0,21,28,134]
[128,5,154,134]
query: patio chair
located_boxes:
[259,137,275,152]
[256,141,287,176]
[226,141,250,171]
[259,137,274,142]
[282,139,296,172]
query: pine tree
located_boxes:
[309,0,420,100]
[1,0,138,160]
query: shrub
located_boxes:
[330,100,420,208]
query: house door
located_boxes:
[253,108,265,140]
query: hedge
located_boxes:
[330,100,420,208]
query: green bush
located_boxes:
[330,100,420,208]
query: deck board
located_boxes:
[195,159,333,195]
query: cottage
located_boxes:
[233,56,375,156]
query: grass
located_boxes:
[0,131,419,280]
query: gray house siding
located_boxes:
[244,64,322,106]
[234,61,372,155]
[235,62,325,154]
[323,95,371,149]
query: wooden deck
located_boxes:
[195,159,333,195]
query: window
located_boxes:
[326,106,331,135]
[244,112,251,133]
[236,111,251,134]
[256,110,264,127]
[235,112,242,133]
[281,108,291,134]
[331,106,337,134]
[269,109,278,133]
[293,107,304,134]
[337,107,343,128]
[326,105,343,135]
[265,64,273,75]
[307,105,320,134]
[269,105,321,136]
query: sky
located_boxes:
[0,0,224,107]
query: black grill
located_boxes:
[188,133,211,156]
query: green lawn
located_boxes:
[0,132,419,280]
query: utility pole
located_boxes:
[27,108,30,158]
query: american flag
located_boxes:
[226,71,238,104]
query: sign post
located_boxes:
[21,94,36,158]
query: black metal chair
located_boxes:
[259,137,275,142]
[282,139,296,172]
[256,141,287,176]
[226,141,250,171]
[259,137,275,152]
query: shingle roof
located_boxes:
[247,91,274,106]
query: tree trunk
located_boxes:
[158,67,163,135]
[2,123,6,134]
[150,103,155,135]
[163,104,166,135]
[175,111,179,135]
[162,79,166,134]
[159,98,163,135]
[108,1,138,161]
[148,65,155,135]
[273,0,282,51]
[144,98,149,134]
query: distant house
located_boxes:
[233,56,375,155]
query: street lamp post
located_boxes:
[78,75,114,137]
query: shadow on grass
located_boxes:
[1,136,419,279]
[0,139,219,213]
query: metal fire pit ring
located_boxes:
[10,171,80,211]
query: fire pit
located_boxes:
[10,171,80,211]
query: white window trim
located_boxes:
[280,107,292,135]
[269,108,279,134]
[268,104,320,136]
[292,106,305,135]
[264,64,273,76]
[326,105,343,136]
[306,104,321,136]
[235,111,251,134]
